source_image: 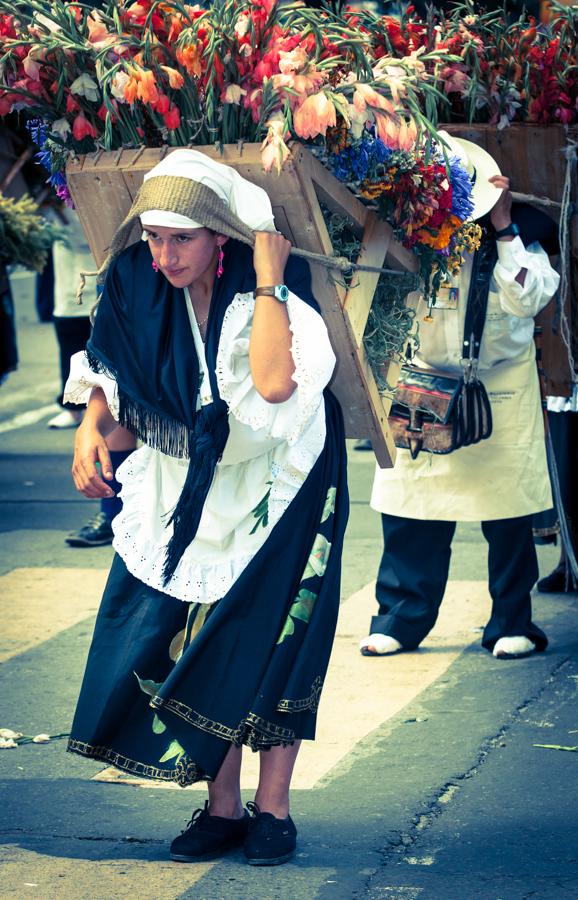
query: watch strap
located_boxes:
[494,222,520,239]
[255,286,276,298]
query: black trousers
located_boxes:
[371,513,548,652]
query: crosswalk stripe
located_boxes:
[0,567,491,789]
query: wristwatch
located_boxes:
[494,222,520,239]
[255,284,289,303]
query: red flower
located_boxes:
[66,94,80,114]
[152,93,170,115]
[72,111,97,141]
[163,104,181,130]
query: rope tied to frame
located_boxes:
[557,138,578,383]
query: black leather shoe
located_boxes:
[537,567,577,593]
[170,802,250,862]
[244,801,297,866]
[65,512,114,547]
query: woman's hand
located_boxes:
[72,421,116,499]
[71,387,118,498]
[489,175,513,232]
[253,231,291,287]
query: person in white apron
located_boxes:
[361,134,560,661]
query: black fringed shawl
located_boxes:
[86,238,319,584]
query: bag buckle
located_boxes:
[461,332,479,384]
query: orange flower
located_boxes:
[168,16,184,43]
[86,12,115,50]
[123,72,139,104]
[137,70,159,105]
[416,215,462,250]
[293,92,336,140]
[176,44,202,78]
[160,65,184,90]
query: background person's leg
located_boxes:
[481,516,547,652]
[369,514,456,650]
[48,316,92,427]
[66,426,136,547]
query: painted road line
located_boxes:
[0,403,60,434]
[0,843,215,900]
[93,580,492,791]
[0,567,490,791]
[0,380,59,414]
[0,568,106,663]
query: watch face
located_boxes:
[275,284,289,302]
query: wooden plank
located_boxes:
[296,145,369,231]
[344,214,392,346]
[444,123,576,205]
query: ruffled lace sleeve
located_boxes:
[63,350,120,420]
[494,237,560,319]
[216,290,336,445]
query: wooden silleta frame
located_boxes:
[66,143,418,467]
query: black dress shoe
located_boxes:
[65,512,114,547]
[170,802,250,862]
[537,567,577,593]
[243,801,297,866]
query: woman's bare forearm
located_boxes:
[84,387,119,437]
[249,232,296,404]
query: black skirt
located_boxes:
[68,392,348,786]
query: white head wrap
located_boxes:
[140,149,276,234]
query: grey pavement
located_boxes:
[1,273,577,900]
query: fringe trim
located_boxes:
[85,347,192,459]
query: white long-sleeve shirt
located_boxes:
[415,237,560,374]
[65,289,336,604]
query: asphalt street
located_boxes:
[1,273,577,900]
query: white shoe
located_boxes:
[493,636,535,659]
[360,634,403,656]
[47,409,83,429]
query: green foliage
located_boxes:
[0,193,64,272]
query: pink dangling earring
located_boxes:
[152,260,159,272]
[217,244,224,279]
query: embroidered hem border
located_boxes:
[277,676,324,714]
[68,679,325,786]
[150,695,297,750]
[67,738,207,787]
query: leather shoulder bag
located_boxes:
[388,238,496,460]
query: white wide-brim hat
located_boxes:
[437,130,503,221]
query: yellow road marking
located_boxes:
[0,568,107,663]
[0,844,214,900]
[94,580,492,791]
[0,567,490,790]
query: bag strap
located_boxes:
[461,234,498,371]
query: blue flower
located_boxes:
[25,119,48,151]
[447,155,474,221]
[331,135,393,184]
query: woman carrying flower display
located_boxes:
[64,149,348,866]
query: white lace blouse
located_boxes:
[64,289,336,604]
